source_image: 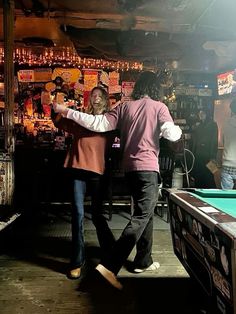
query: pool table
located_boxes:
[166,188,236,314]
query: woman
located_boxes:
[52,86,116,279]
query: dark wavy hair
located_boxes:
[131,71,161,101]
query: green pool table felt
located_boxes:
[190,189,236,217]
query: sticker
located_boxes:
[220,246,229,276]
[198,206,219,213]
[211,266,231,301]
[192,219,198,236]
[177,206,183,222]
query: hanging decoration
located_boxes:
[0,47,143,71]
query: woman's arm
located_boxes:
[51,109,78,134]
[53,103,114,132]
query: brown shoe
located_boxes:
[67,267,81,279]
[95,264,123,290]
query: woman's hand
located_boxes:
[52,101,69,117]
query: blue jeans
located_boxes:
[221,167,236,189]
[71,178,86,268]
[70,170,115,268]
[101,171,158,275]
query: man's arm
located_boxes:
[160,121,182,142]
[53,103,114,132]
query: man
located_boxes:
[191,108,218,188]
[221,99,236,189]
[53,71,182,289]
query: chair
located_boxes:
[155,148,175,222]
[106,147,133,221]
[159,152,175,188]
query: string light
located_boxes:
[0,47,143,71]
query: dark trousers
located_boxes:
[101,171,158,275]
[91,174,116,255]
[192,159,216,188]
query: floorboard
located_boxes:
[0,208,210,314]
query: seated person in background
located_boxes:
[221,99,236,189]
[191,108,218,188]
[52,86,116,279]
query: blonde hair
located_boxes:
[86,86,110,115]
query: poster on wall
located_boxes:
[83,70,99,107]
[74,82,84,95]
[100,71,109,87]
[121,81,135,102]
[217,70,236,96]
[108,71,120,95]
[34,68,52,82]
[18,69,52,83]
[17,70,35,82]
[52,68,82,85]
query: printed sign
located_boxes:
[121,81,135,102]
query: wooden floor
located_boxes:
[0,207,209,314]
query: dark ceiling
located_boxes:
[1,0,236,73]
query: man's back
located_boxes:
[105,97,174,172]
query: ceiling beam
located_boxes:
[0,9,194,33]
